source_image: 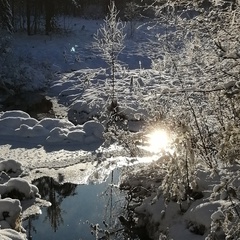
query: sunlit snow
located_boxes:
[0,14,239,240]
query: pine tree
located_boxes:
[0,0,13,33]
[94,0,126,105]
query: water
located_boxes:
[23,170,139,240]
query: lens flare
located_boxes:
[147,129,170,153]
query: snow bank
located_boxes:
[0,229,26,240]
[0,159,45,239]
[119,162,238,240]
[68,100,100,124]
[184,200,224,230]
[0,110,105,146]
[0,178,40,199]
[0,159,22,175]
[0,111,30,119]
[0,198,22,229]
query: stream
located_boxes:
[23,169,146,240]
[0,90,154,239]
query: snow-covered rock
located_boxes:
[0,198,22,229]
[0,110,105,147]
[0,172,10,184]
[184,200,224,230]
[0,178,40,199]
[68,100,100,124]
[0,159,22,175]
[211,209,225,221]
[0,229,26,240]
[0,117,37,132]
[83,120,104,139]
[119,105,147,121]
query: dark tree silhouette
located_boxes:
[0,0,13,33]
[44,0,54,35]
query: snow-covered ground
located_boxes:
[0,18,158,239]
[0,17,239,240]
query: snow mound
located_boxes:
[83,120,105,138]
[38,118,75,130]
[0,159,22,175]
[0,110,105,146]
[68,100,100,124]
[0,111,30,119]
[0,229,26,240]
[0,198,22,229]
[46,127,68,143]
[67,130,85,141]
[0,178,40,199]
[184,200,225,230]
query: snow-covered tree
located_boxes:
[124,2,141,37]
[144,0,240,236]
[143,0,240,166]
[94,0,126,105]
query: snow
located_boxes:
[0,110,104,145]
[0,16,239,240]
[211,209,225,221]
[0,178,40,199]
[0,159,22,175]
[0,198,21,229]
[184,200,223,230]
[0,229,26,240]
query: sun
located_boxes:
[147,129,170,153]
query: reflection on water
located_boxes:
[34,177,77,233]
[23,170,143,240]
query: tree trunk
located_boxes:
[44,0,54,35]
[0,0,13,33]
[26,0,31,35]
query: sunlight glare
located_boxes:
[147,129,170,153]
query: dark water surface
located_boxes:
[23,170,133,240]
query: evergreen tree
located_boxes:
[0,0,13,33]
[94,0,126,104]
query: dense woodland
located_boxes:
[1,0,237,35]
[0,0,155,35]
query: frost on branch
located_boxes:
[93,0,126,103]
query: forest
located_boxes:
[0,0,239,239]
[0,0,156,35]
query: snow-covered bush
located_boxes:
[94,1,126,104]
[207,173,240,239]
[147,0,240,189]
[0,53,50,92]
[116,1,240,239]
[157,120,201,209]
